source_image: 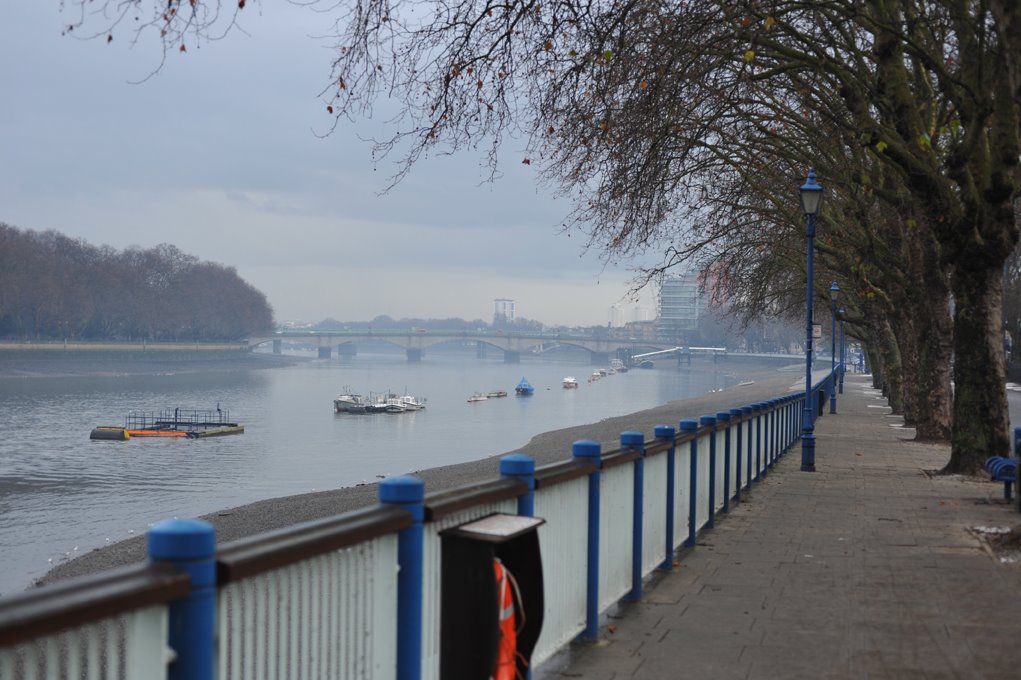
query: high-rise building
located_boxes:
[493,298,515,324]
[608,303,625,328]
[656,273,704,343]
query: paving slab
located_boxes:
[535,375,1021,679]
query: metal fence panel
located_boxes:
[216,535,399,680]
[642,453,669,576]
[598,464,634,611]
[531,476,588,665]
[0,608,168,680]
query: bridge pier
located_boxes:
[338,343,357,357]
[407,348,423,362]
[272,339,282,354]
[476,342,487,359]
[504,350,521,364]
[318,346,332,359]
[590,352,611,365]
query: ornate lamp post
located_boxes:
[838,306,846,394]
[829,280,840,414]
[799,169,823,472]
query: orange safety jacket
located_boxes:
[492,558,517,680]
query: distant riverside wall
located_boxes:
[0,340,247,352]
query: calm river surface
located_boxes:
[0,348,758,595]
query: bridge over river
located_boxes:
[247,329,670,364]
[247,330,805,366]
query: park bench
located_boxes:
[984,456,1017,501]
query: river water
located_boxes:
[0,347,757,596]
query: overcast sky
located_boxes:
[0,4,657,327]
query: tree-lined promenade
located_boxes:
[64,1,1021,474]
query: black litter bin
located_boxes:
[440,513,545,679]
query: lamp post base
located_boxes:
[800,432,816,472]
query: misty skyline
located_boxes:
[1,4,657,327]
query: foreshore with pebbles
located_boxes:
[39,364,804,589]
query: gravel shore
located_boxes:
[39,365,803,588]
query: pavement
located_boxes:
[535,374,1021,679]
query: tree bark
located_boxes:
[945,265,1011,474]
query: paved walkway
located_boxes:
[536,375,1021,679]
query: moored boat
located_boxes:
[563,376,579,389]
[334,389,368,413]
[467,392,489,403]
[514,378,534,396]
[399,394,426,411]
[486,390,508,398]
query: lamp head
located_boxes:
[829,280,841,302]
[799,169,824,216]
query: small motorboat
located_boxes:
[563,377,579,389]
[468,392,489,403]
[486,390,508,398]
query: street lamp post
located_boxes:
[838,306,846,394]
[829,281,840,414]
[799,169,823,472]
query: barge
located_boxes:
[90,407,244,440]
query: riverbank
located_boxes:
[39,366,803,588]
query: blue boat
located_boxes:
[514,377,535,396]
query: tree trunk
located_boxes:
[945,265,1011,474]
[902,232,954,441]
[879,320,904,414]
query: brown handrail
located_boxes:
[0,563,188,647]
[217,505,410,583]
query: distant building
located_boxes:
[657,273,705,343]
[631,305,653,322]
[494,298,516,324]
[608,304,625,328]
[624,320,658,342]
[610,302,653,327]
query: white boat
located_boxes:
[334,390,368,413]
[610,358,628,373]
[563,376,579,389]
[589,371,602,382]
[399,394,427,411]
[467,392,489,403]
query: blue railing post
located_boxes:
[379,476,425,680]
[680,420,698,548]
[717,412,732,513]
[742,406,754,489]
[500,453,536,517]
[573,440,602,640]
[148,518,216,680]
[622,431,645,601]
[655,425,676,569]
[731,408,743,502]
[768,401,777,468]
[754,404,764,481]
[700,416,717,528]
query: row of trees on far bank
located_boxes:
[0,223,274,341]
